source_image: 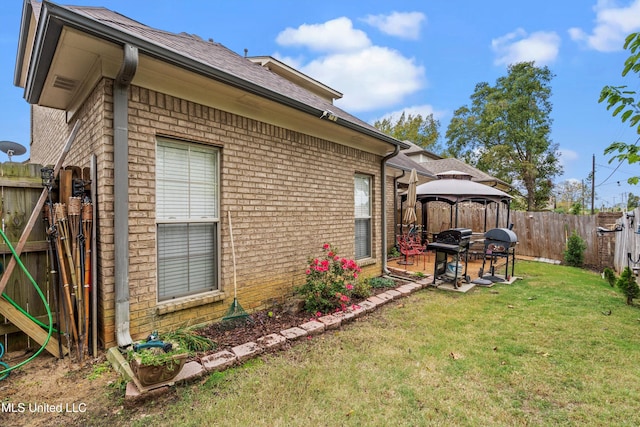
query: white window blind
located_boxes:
[354,175,371,259]
[156,139,219,300]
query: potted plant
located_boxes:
[128,338,187,387]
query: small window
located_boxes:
[156,139,219,301]
[354,174,371,259]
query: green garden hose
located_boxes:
[1,292,59,333]
[0,228,53,380]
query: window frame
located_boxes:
[155,137,221,301]
[354,173,372,260]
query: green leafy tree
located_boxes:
[569,202,582,215]
[445,62,562,211]
[628,192,640,209]
[374,112,442,154]
[599,32,640,184]
[616,266,640,305]
[556,179,590,212]
[564,230,587,267]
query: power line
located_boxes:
[595,136,640,187]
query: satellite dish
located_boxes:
[0,141,27,162]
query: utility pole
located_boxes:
[591,154,595,214]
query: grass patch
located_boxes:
[101,261,640,426]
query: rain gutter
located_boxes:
[381,145,401,275]
[22,2,408,151]
[114,44,138,348]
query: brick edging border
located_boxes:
[107,277,431,401]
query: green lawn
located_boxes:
[106,261,640,426]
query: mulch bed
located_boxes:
[194,282,407,354]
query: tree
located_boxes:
[564,230,586,267]
[555,179,588,211]
[374,112,442,154]
[445,62,562,211]
[616,266,640,305]
[599,32,640,184]
[628,192,640,209]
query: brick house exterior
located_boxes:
[16,2,406,349]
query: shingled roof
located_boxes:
[424,157,510,190]
[18,1,406,149]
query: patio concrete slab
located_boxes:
[317,314,342,330]
[256,333,287,350]
[232,342,263,362]
[436,282,476,293]
[280,326,308,340]
[299,320,325,335]
[201,350,237,372]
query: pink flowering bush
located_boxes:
[297,243,363,314]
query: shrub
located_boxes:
[388,246,400,259]
[367,276,396,289]
[616,267,640,305]
[351,280,371,300]
[564,230,587,267]
[296,243,361,314]
[603,267,616,287]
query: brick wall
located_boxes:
[597,211,623,270]
[31,79,386,348]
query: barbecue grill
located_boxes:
[481,227,518,281]
[427,228,472,287]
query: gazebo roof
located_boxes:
[415,179,512,205]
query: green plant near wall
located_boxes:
[162,328,215,353]
[367,276,396,289]
[387,246,400,259]
[564,230,587,267]
[127,345,185,367]
[603,267,616,287]
[616,267,640,305]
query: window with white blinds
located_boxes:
[156,139,219,300]
[354,174,371,259]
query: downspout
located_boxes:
[381,145,401,274]
[393,171,406,247]
[114,44,138,348]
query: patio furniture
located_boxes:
[428,228,472,288]
[398,233,428,268]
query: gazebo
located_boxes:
[414,174,513,241]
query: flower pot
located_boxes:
[129,352,187,387]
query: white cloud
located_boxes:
[362,11,426,40]
[274,18,426,112]
[275,17,370,53]
[569,0,640,52]
[300,46,425,112]
[492,28,561,66]
[559,148,579,167]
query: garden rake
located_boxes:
[221,211,252,327]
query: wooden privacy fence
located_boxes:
[613,207,640,273]
[0,163,50,352]
[398,201,615,268]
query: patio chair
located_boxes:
[398,233,428,269]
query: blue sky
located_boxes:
[1,0,640,208]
